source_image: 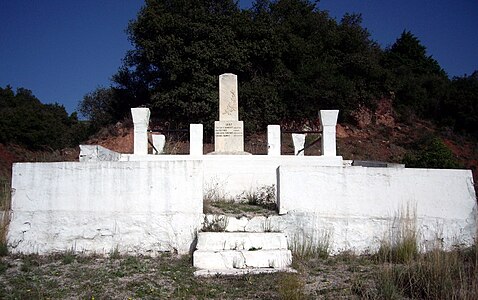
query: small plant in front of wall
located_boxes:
[201,215,228,232]
[241,185,277,211]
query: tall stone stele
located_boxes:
[213,73,246,154]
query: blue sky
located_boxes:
[1,0,477,114]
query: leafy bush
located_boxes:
[402,136,461,169]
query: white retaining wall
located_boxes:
[7,157,477,255]
[278,166,477,251]
[7,161,203,255]
[120,154,344,200]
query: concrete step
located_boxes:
[194,267,297,277]
[193,249,292,270]
[196,232,288,251]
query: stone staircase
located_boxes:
[193,232,294,276]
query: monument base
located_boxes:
[214,121,244,153]
[207,151,252,155]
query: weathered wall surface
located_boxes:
[278,166,477,251]
[121,154,343,200]
[7,157,476,256]
[8,161,203,254]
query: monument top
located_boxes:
[219,73,238,121]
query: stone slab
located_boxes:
[196,232,288,251]
[214,121,244,153]
[190,124,203,156]
[152,134,165,154]
[194,267,297,277]
[267,125,281,156]
[79,145,121,162]
[193,249,292,269]
[292,133,305,156]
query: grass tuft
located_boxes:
[290,230,332,261]
[376,205,418,263]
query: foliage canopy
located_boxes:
[76,0,477,138]
[0,86,88,150]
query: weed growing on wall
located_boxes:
[201,215,228,232]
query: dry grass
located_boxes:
[376,205,418,264]
[0,178,11,256]
[290,230,332,261]
[0,241,476,299]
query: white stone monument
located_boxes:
[190,124,203,156]
[131,108,151,155]
[292,133,306,156]
[267,125,281,156]
[319,110,339,156]
[213,73,246,154]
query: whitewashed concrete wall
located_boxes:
[120,154,343,200]
[278,166,477,252]
[79,145,121,162]
[7,161,203,255]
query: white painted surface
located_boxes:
[292,134,305,156]
[7,160,203,254]
[119,154,343,201]
[131,108,150,155]
[190,124,203,156]
[277,166,477,250]
[152,134,165,154]
[319,110,339,156]
[267,125,281,156]
[214,120,244,153]
[194,267,296,277]
[8,152,475,256]
[79,145,121,162]
[193,249,292,269]
[196,232,288,251]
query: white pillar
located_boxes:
[190,124,203,156]
[131,108,150,155]
[267,125,281,156]
[319,110,339,156]
[152,134,166,154]
[292,133,306,156]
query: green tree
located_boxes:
[110,0,388,132]
[78,87,116,131]
[0,86,87,150]
[441,71,478,135]
[381,31,449,120]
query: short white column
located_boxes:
[267,125,281,156]
[131,108,151,155]
[292,133,306,156]
[190,124,203,156]
[152,134,166,154]
[319,110,339,156]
